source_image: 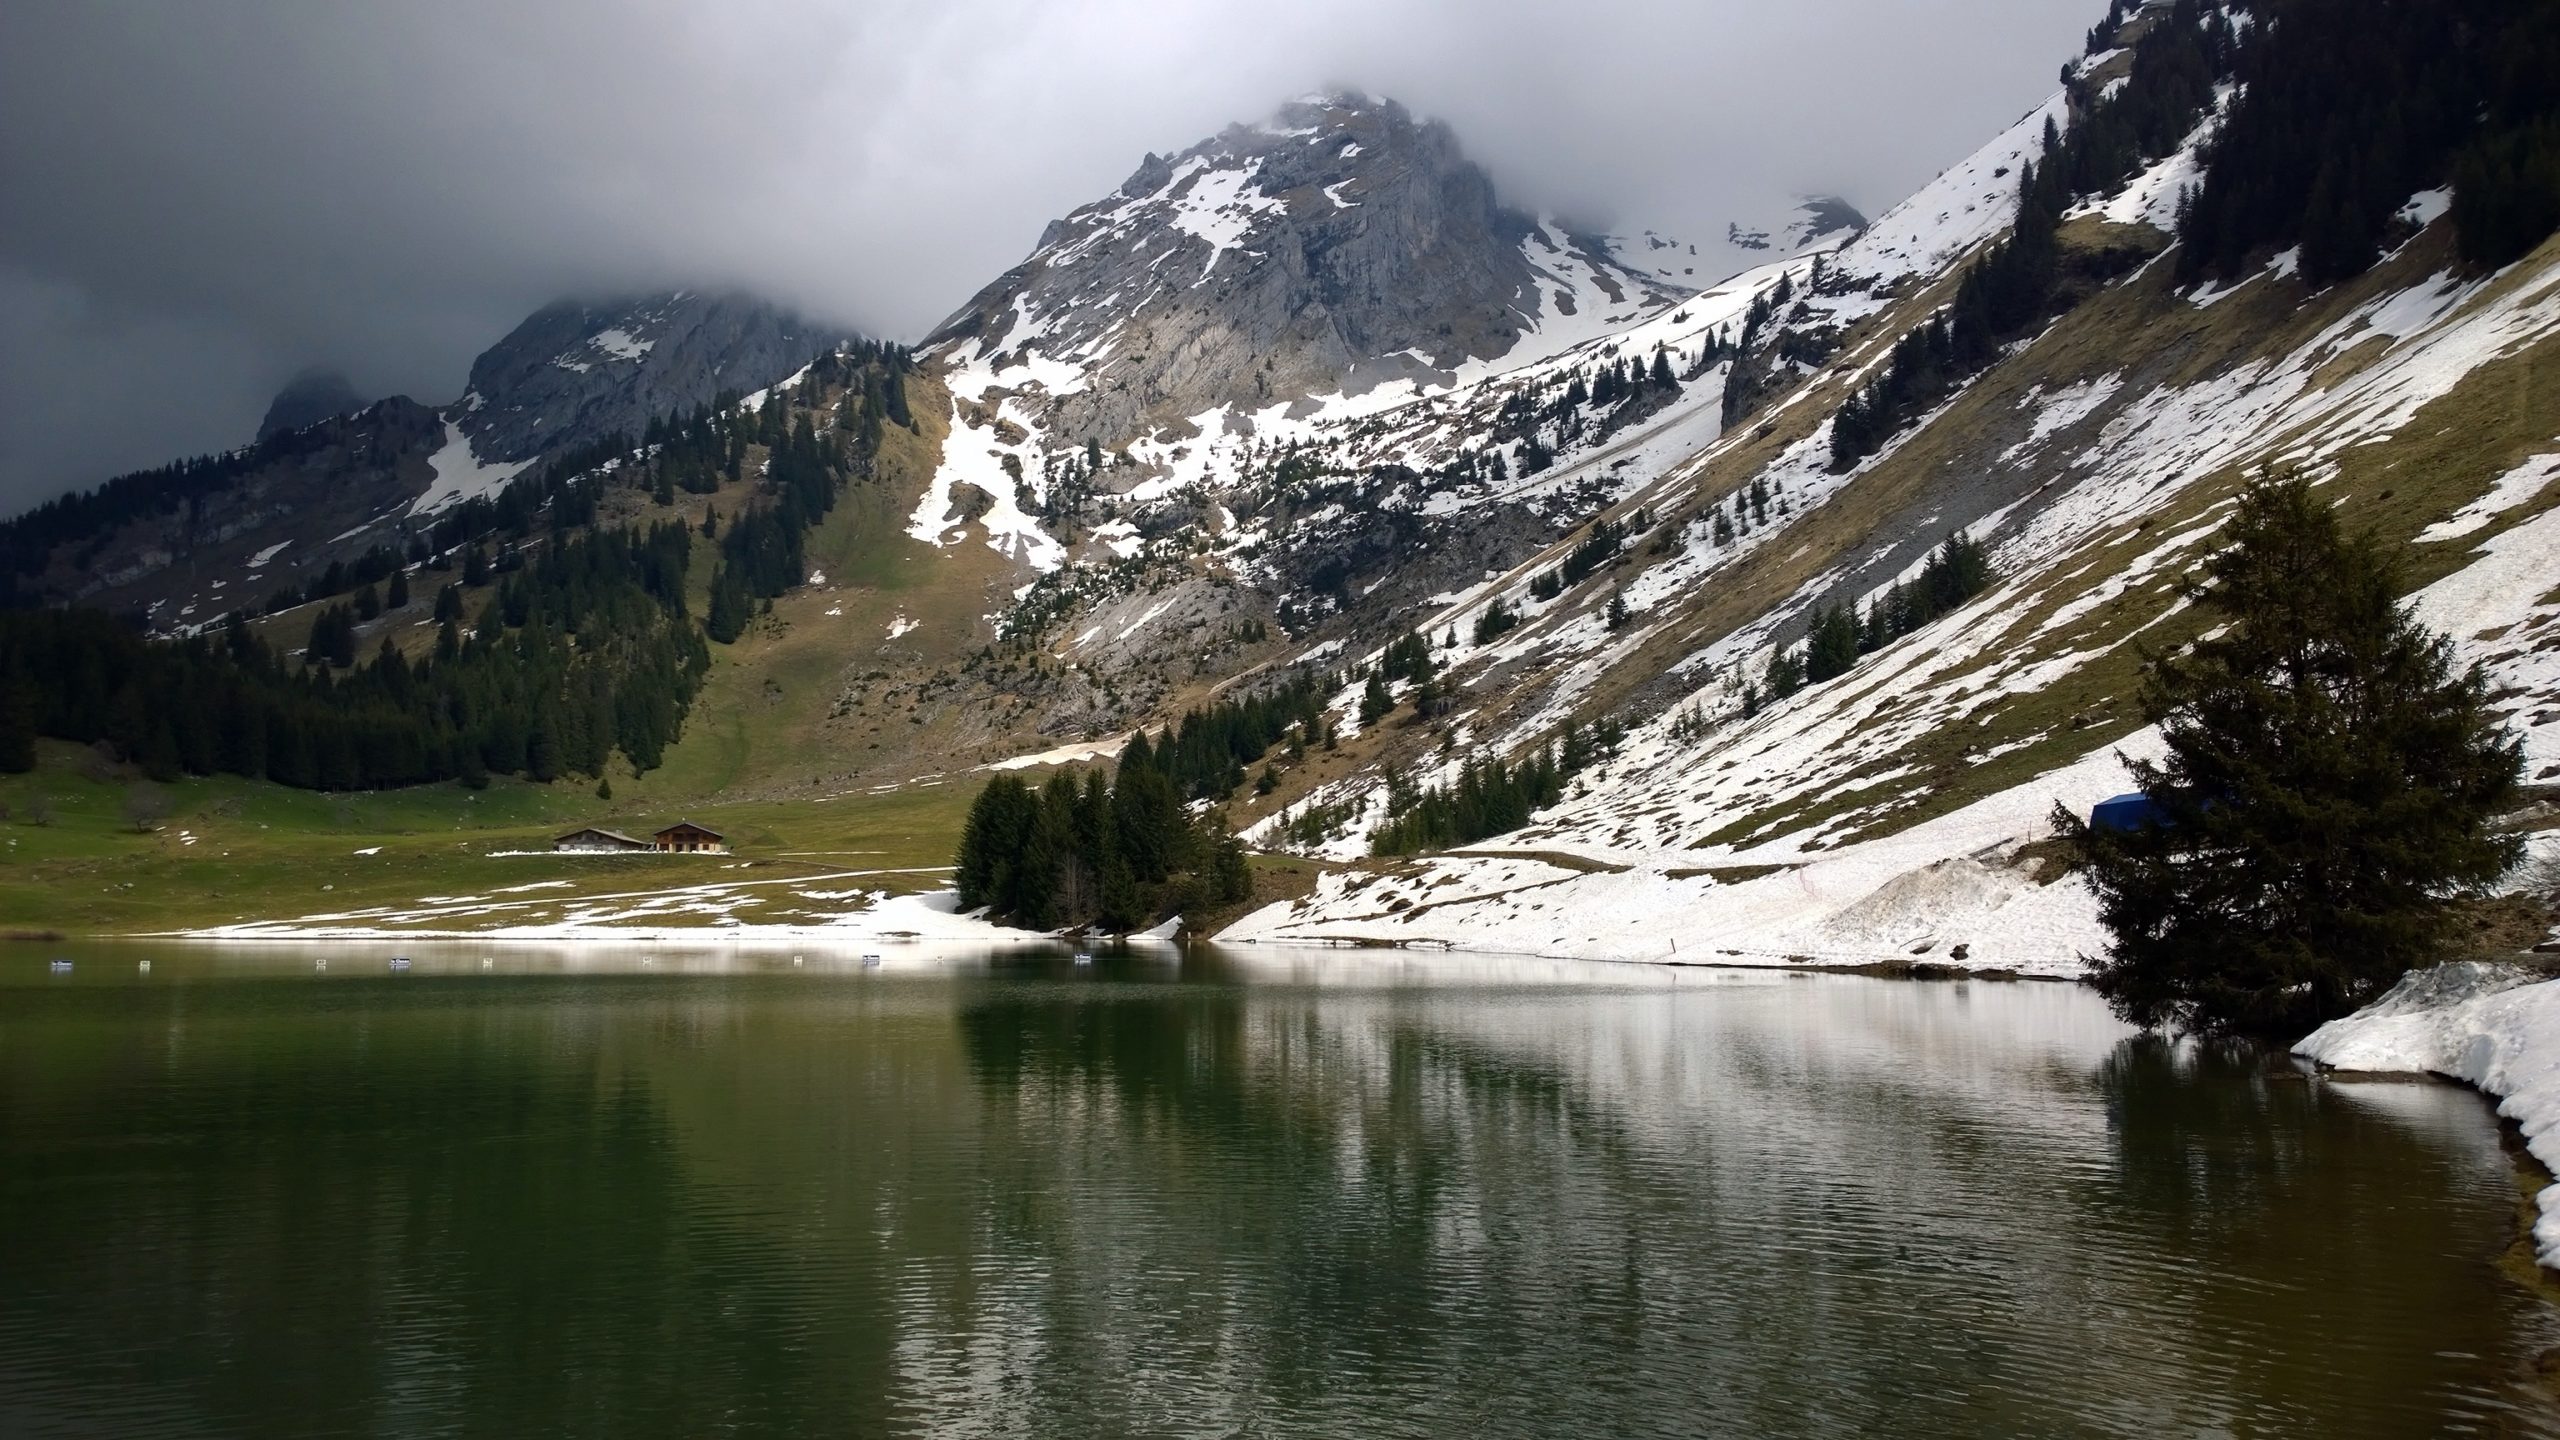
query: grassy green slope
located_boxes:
[0,740,979,937]
[0,376,1045,937]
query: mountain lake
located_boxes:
[3,943,2556,1438]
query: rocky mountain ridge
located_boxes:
[256,369,370,441]
[0,290,838,624]
[458,291,846,463]
[925,91,1691,459]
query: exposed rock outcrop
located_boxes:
[256,368,369,441]
[927,91,1688,450]
[458,291,848,462]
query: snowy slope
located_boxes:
[1212,33,2560,975]
[910,91,1708,581]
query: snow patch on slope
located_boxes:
[1835,90,2071,284]
[409,421,532,517]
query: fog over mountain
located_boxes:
[0,0,2090,516]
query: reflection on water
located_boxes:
[1,944,2554,1438]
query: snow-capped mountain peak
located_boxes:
[926,91,1693,455]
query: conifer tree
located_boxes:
[1359,671,1395,725]
[1803,603,1860,682]
[1764,645,1805,700]
[2059,473,2524,1036]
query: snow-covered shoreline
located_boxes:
[2297,963,2560,1268]
[160,883,1196,951]
[1217,735,2149,976]
[169,886,1060,948]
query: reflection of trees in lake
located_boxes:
[0,977,920,1437]
[951,980,1672,1424]
[6,973,2554,1438]
[2090,1032,2546,1424]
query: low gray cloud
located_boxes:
[0,0,2091,515]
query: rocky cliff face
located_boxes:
[927,91,1687,451]
[458,291,846,462]
[15,396,446,622]
[4,290,847,627]
[256,369,369,441]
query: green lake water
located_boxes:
[3,943,2556,1437]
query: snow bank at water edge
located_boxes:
[2296,964,2560,1268]
[175,882,1059,950]
[1220,735,2148,975]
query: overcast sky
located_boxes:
[0,0,2091,517]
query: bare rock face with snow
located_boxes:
[13,397,445,618]
[1714,194,1869,266]
[3,289,846,627]
[459,291,846,463]
[928,92,1687,450]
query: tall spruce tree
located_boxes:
[2058,473,2523,1036]
[1359,671,1394,725]
[1803,603,1861,682]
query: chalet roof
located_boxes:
[652,820,724,839]
[556,827,646,845]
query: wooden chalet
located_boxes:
[652,821,727,854]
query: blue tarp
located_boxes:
[2090,792,2168,833]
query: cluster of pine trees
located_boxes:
[953,731,1252,931]
[1830,1,2231,472]
[1559,351,1679,414]
[1354,629,1446,725]
[705,411,853,641]
[1755,535,1995,709]
[1711,479,1780,545]
[639,397,753,501]
[2178,0,2560,286]
[261,544,407,615]
[1368,717,1624,856]
[1528,510,1645,600]
[0,515,707,789]
[1275,792,1364,849]
[0,405,423,605]
[1149,674,1329,801]
[1718,276,1796,427]
[1488,346,1686,475]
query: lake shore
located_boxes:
[2299,962,2560,1271]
